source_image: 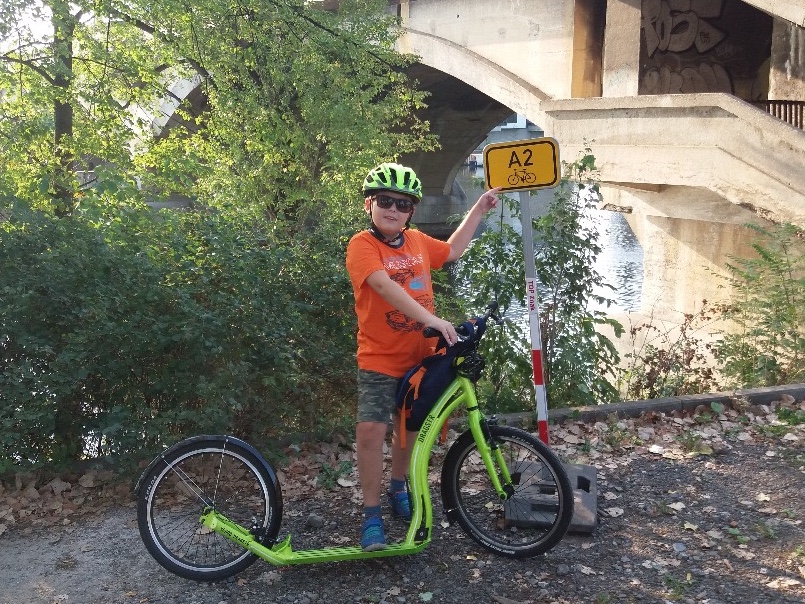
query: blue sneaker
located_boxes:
[361,516,386,552]
[387,490,412,522]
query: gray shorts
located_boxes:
[357,369,402,423]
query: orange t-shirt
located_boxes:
[346,229,451,377]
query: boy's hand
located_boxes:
[477,187,502,212]
[424,317,458,347]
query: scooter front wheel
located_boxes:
[136,435,282,581]
[441,426,573,558]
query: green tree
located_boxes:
[0,0,437,470]
[454,150,623,412]
[1,0,435,216]
[534,152,623,407]
[715,223,805,387]
[0,1,174,213]
[125,0,436,222]
[452,193,533,414]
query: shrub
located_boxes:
[714,223,805,388]
[454,149,623,411]
[619,301,722,400]
[0,203,356,472]
[532,151,623,407]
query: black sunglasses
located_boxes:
[373,194,415,213]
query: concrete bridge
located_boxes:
[389,0,805,318]
[396,0,805,222]
[158,1,805,318]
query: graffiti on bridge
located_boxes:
[640,0,732,94]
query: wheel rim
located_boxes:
[453,436,568,552]
[145,447,271,573]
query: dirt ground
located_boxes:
[1,397,804,604]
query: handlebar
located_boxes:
[422,301,501,340]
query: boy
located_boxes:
[346,162,500,550]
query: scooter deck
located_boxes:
[258,534,429,565]
[203,510,429,566]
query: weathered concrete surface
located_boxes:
[398,0,575,99]
[615,196,771,316]
[396,0,805,227]
[541,93,805,227]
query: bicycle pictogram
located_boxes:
[507,169,537,186]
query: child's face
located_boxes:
[365,191,415,239]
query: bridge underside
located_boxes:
[401,64,511,197]
[400,64,513,238]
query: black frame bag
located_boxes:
[395,317,487,437]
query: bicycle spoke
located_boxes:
[138,438,280,581]
[441,426,573,558]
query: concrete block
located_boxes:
[564,463,598,534]
[503,462,597,535]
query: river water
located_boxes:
[455,167,644,314]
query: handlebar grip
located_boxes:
[421,301,499,339]
[423,324,470,340]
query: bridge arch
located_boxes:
[398,28,551,122]
[395,29,561,236]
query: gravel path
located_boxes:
[2,401,804,604]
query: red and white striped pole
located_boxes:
[519,189,551,445]
[482,138,559,447]
[526,277,550,444]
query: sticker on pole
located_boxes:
[483,138,560,192]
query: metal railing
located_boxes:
[753,99,805,130]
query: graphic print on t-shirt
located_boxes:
[385,294,431,333]
[383,245,432,334]
[409,276,425,291]
[389,268,415,286]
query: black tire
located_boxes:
[441,426,573,558]
[136,436,282,581]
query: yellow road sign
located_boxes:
[483,138,560,192]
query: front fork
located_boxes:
[466,409,515,500]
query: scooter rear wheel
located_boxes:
[137,436,282,581]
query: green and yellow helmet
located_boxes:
[362,162,422,202]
